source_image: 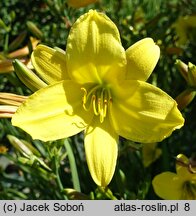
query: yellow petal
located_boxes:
[66,10,126,84]
[176,154,196,181]
[152,172,183,199]
[84,117,118,187]
[110,80,184,143]
[68,0,97,8]
[126,38,160,81]
[12,81,93,141]
[31,45,69,84]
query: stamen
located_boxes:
[188,163,196,174]
[98,98,101,114]
[100,113,104,123]
[81,87,87,103]
[81,88,93,111]
[85,85,100,102]
[81,85,112,123]
[103,99,108,117]
[176,157,196,174]
[93,95,99,115]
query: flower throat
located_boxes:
[81,85,112,123]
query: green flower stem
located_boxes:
[97,187,117,200]
[63,139,81,192]
[54,156,67,200]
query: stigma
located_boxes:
[81,85,112,123]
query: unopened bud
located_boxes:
[7,135,33,157]
[7,37,39,58]
[0,105,18,118]
[0,59,14,73]
[176,60,196,88]
[20,139,41,157]
[175,59,188,82]
[18,155,51,171]
[13,59,47,92]
[8,31,27,51]
[7,135,42,158]
[187,62,196,87]
[175,89,195,110]
[0,92,27,106]
[7,135,51,171]
[18,157,30,164]
[26,21,43,39]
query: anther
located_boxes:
[188,163,196,174]
[103,100,108,117]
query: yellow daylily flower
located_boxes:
[68,0,98,8]
[152,154,196,200]
[12,10,184,187]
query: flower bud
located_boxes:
[7,135,33,157]
[26,21,43,39]
[7,37,39,59]
[175,89,195,110]
[176,60,196,88]
[0,59,14,73]
[187,62,196,87]
[7,135,51,171]
[13,59,47,92]
[8,31,27,51]
[0,105,18,118]
[0,92,27,106]
[175,59,188,82]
